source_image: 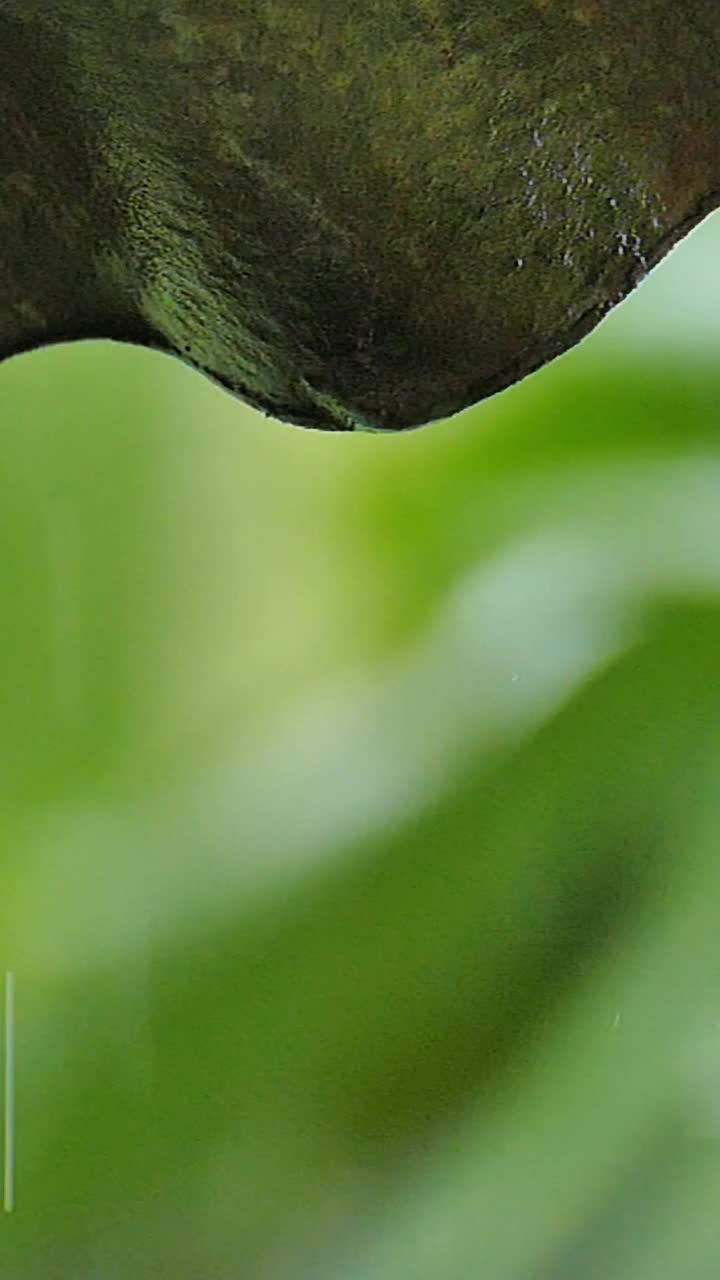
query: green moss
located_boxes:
[3,1,720,428]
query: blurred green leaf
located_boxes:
[1,216,720,1279]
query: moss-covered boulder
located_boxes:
[2,3,719,429]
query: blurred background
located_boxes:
[1,210,720,1279]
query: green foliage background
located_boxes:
[2,212,720,1278]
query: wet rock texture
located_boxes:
[2,3,719,429]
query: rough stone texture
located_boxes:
[1,2,719,430]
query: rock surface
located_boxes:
[1,2,719,430]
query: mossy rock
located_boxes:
[2,2,719,429]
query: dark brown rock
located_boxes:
[2,3,719,430]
